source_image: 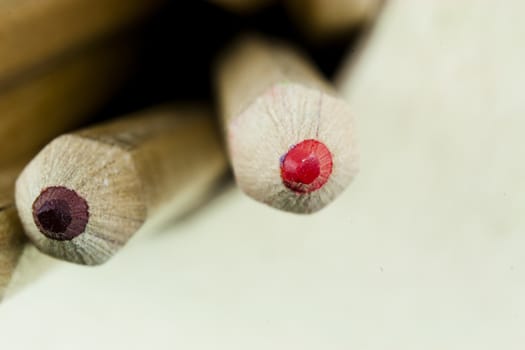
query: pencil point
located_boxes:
[280,139,333,193]
[32,186,89,241]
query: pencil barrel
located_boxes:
[285,0,382,40]
[210,0,274,14]
[0,0,165,83]
[0,206,25,300]
[16,106,228,265]
[0,38,138,168]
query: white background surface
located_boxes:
[1,1,524,349]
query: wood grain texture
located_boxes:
[286,0,382,40]
[0,0,164,83]
[0,38,137,168]
[16,106,228,265]
[215,35,358,213]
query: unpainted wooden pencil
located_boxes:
[0,0,165,83]
[215,35,358,214]
[210,0,274,14]
[0,166,25,301]
[16,106,228,265]
[0,163,54,302]
[0,207,25,300]
[0,38,138,300]
[285,0,382,40]
[0,38,137,168]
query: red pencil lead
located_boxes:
[280,139,333,193]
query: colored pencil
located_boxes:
[215,35,358,214]
[0,38,137,299]
[16,105,228,265]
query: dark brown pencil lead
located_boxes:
[32,187,89,241]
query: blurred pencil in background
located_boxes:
[0,39,138,169]
[209,0,275,14]
[0,0,165,84]
[285,0,382,41]
[16,105,228,265]
[215,35,358,214]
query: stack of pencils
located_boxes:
[0,0,381,300]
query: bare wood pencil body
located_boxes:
[0,164,54,302]
[0,38,136,168]
[216,36,358,213]
[0,38,137,299]
[210,0,274,14]
[0,0,164,83]
[16,106,228,265]
[0,167,25,300]
[286,0,382,40]
[0,208,25,300]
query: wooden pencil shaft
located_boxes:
[0,185,54,302]
[0,38,138,168]
[0,0,165,84]
[0,38,137,295]
[216,35,358,213]
[210,0,274,14]
[0,207,25,300]
[16,106,228,265]
[0,165,26,301]
[217,36,335,122]
[286,0,382,40]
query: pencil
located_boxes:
[0,38,138,299]
[210,0,274,14]
[0,166,25,301]
[0,208,25,300]
[15,105,228,265]
[0,38,136,168]
[285,0,382,40]
[215,35,358,214]
[0,0,164,83]
[0,163,54,302]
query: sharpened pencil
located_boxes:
[16,105,228,265]
[0,38,138,299]
[215,35,358,214]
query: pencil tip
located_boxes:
[32,186,89,241]
[280,139,333,193]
